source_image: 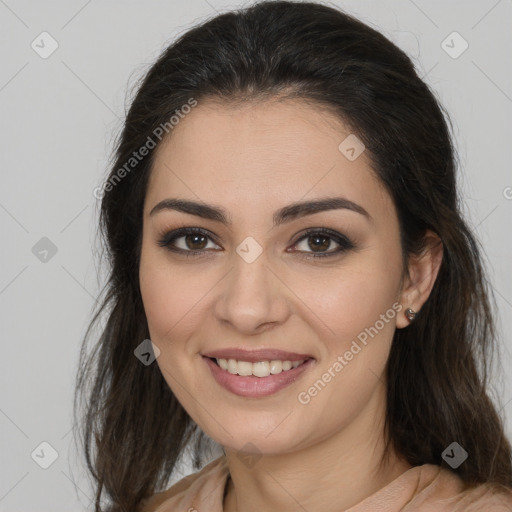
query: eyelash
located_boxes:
[157,227,355,259]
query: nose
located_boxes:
[214,249,290,335]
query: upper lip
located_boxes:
[202,348,313,363]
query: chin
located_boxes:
[203,415,310,457]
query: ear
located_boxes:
[396,230,443,329]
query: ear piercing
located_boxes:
[405,307,416,322]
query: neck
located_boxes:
[222,385,411,512]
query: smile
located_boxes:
[215,358,306,377]
[203,356,315,398]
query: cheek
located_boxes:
[139,248,209,343]
[290,279,399,447]
[291,250,402,350]
[139,250,208,404]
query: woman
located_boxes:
[75,1,512,511]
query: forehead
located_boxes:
[146,98,392,221]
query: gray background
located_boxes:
[1,0,511,510]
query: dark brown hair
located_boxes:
[74,1,512,510]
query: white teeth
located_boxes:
[282,361,292,371]
[270,360,282,374]
[216,358,306,377]
[252,361,270,377]
[237,360,253,376]
[227,359,238,374]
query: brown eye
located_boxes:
[184,233,208,250]
[306,234,331,252]
[158,228,221,254]
[291,228,355,258]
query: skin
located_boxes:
[139,98,443,512]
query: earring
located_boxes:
[405,307,416,321]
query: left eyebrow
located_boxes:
[149,196,372,226]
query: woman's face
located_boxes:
[139,98,407,456]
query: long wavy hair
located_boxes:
[74,1,512,510]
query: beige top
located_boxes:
[140,456,512,512]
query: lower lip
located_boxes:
[202,357,315,398]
